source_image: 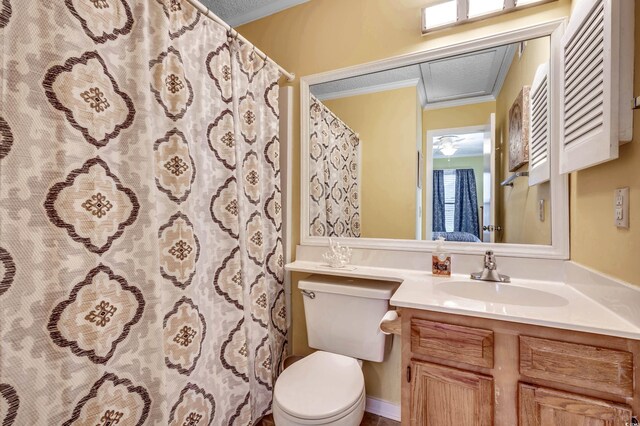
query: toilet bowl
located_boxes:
[273,351,366,426]
[272,275,397,425]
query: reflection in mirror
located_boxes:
[309,96,362,238]
[308,36,552,245]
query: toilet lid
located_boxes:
[274,351,365,421]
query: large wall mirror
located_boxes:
[300,21,569,259]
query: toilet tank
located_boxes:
[298,275,398,362]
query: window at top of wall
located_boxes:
[423,0,457,30]
[422,0,556,35]
[468,0,504,19]
[516,0,547,6]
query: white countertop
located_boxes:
[286,260,640,340]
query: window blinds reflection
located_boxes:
[443,169,456,233]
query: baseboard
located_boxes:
[365,396,401,421]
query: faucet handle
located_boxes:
[472,251,509,282]
[484,251,497,270]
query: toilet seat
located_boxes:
[273,351,365,422]
[273,389,365,425]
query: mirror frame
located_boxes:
[300,19,569,260]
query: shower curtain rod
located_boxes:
[184,0,296,82]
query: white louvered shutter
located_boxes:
[559,0,634,174]
[529,62,550,186]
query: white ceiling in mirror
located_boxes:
[311,44,516,110]
[202,0,309,27]
[421,44,515,107]
[433,133,485,159]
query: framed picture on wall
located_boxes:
[508,86,531,172]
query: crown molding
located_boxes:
[423,94,497,110]
[314,78,421,102]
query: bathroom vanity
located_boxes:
[400,309,640,426]
[287,1,639,424]
[286,256,640,426]
[388,267,640,425]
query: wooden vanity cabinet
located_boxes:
[409,360,493,426]
[519,383,632,426]
[400,308,640,426]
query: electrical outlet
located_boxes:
[615,188,630,229]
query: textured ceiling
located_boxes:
[311,43,519,109]
[202,0,309,27]
[422,44,515,105]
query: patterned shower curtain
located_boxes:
[0,1,286,424]
[308,95,361,238]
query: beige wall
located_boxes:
[495,37,552,245]
[323,87,418,240]
[423,102,496,239]
[238,0,602,406]
[570,4,640,286]
[423,102,497,133]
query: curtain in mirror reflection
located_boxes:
[306,34,553,245]
[309,95,362,237]
[433,169,481,242]
[454,169,480,239]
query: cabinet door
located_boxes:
[519,383,632,426]
[410,360,493,426]
[559,0,635,173]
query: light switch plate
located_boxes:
[614,187,630,229]
[539,199,545,222]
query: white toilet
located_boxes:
[273,275,397,426]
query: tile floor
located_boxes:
[257,412,400,425]
[361,412,401,425]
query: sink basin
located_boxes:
[436,281,569,307]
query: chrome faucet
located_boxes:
[470,251,511,283]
